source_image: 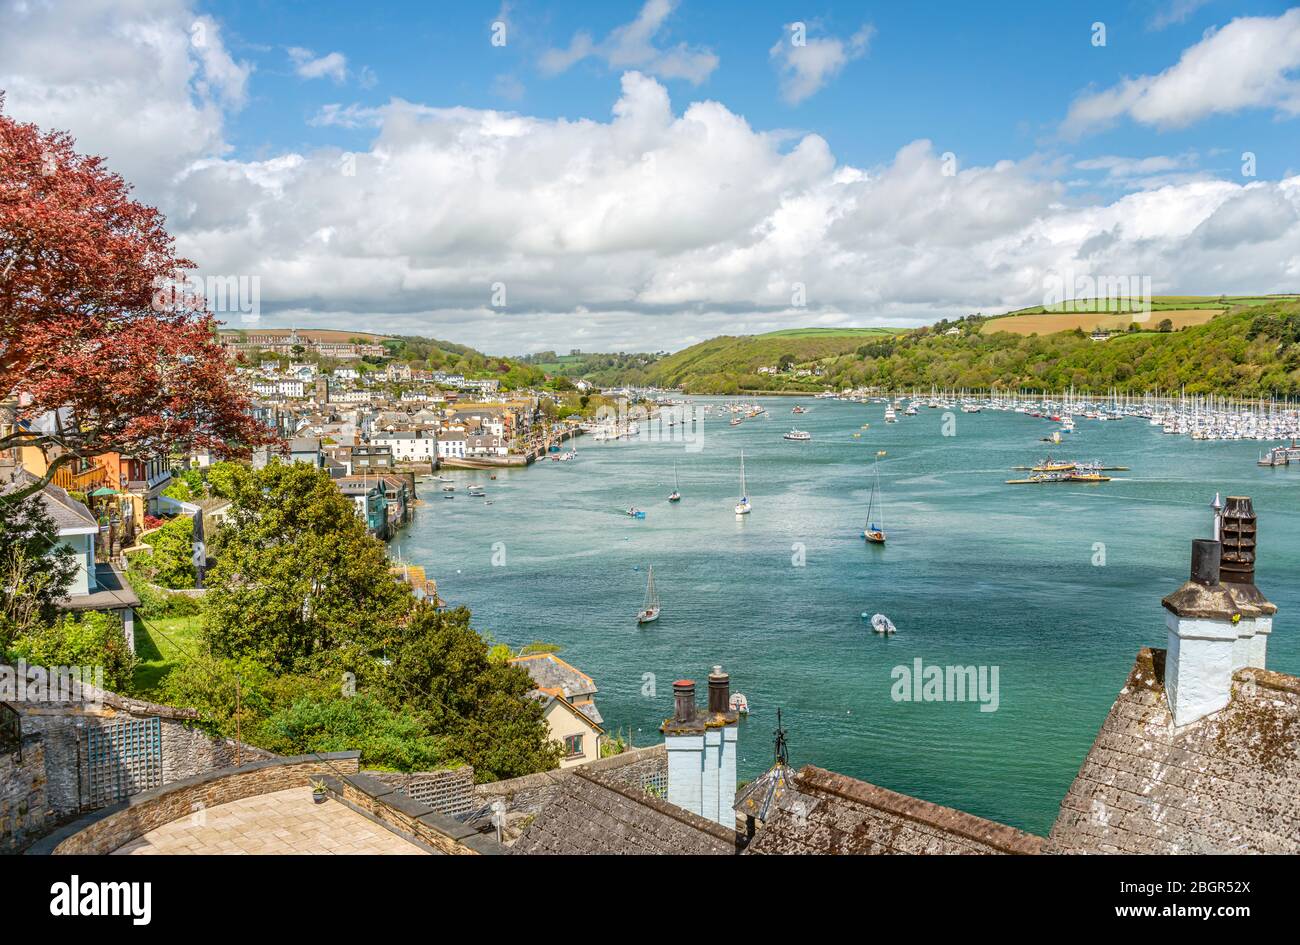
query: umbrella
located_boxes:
[91,487,120,497]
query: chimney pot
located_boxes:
[1220,496,1258,586]
[708,665,730,714]
[672,679,696,724]
[1189,539,1221,587]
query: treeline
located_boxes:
[820,304,1300,396]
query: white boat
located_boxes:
[729,693,750,716]
[783,429,811,441]
[467,486,485,497]
[863,452,886,544]
[637,565,660,624]
[884,405,897,423]
[870,613,896,635]
[668,463,681,502]
[735,450,752,515]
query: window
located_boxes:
[563,734,584,758]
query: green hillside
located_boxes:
[820,301,1300,396]
[639,327,901,393]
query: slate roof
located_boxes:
[745,765,1043,855]
[509,767,738,855]
[2,471,97,532]
[1046,647,1300,855]
[509,653,597,699]
[734,762,799,823]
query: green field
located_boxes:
[755,327,904,339]
[998,294,1300,318]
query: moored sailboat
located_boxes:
[637,565,661,624]
[668,463,681,502]
[735,450,752,515]
[863,452,886,543]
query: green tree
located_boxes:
[0,492,77,650]
[138,514,196,589]
[255,693,446,771]
[381,606,563,781]
[202,462,410,672]
[1157,318,1174,332]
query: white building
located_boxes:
[370,430,437,463]
[437,432,467,460]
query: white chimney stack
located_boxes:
[661,667,739,828]
[1161,539,1239,727]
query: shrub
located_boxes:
[255,694,446,771]
[9,611,137,691]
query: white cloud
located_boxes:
[5,0,1300,352]
[289,47,348,83]
[0,0,250,198]
[1065,9,1300,135]
[540,0,717,85]
[1149,0,1213,31]
[770,23,874,105]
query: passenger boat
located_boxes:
[783,429,811,441]
[884,405,897,423]
[637,565,660,625]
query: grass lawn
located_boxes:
[132,614,205,695]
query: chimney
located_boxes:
[660,668,739,828]
[1218,496,1277,670]
[1160,538,1239,727]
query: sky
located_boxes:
[2,0,1299,354]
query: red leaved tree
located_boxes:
[1,92,274,500]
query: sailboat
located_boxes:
[637,565,661,624]
[668,464,681,502]
[863,452,886,543]
[735,451,752,515]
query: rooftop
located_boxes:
[1046,648,1300,855]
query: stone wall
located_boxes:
[27,752,361,855]
[0,736,49,854]
[326,772,502,855]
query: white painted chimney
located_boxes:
[1216,496,1276,671]
[1161,539,1239,727]
[660,667,739,828]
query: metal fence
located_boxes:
[83,717,163,807]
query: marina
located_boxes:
[398,396,1300,835]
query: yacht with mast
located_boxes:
[637,566,661,624]
[735,451,752,515]
[863,452,886,544]
[668,464,681,502]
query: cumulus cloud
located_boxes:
[4,0,1300,352]
[0,0,250,197]
[540,0,717,85]
[1064,9,1300,136]
[289,47,348,83]
[770,23,874,105]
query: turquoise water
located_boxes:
[397,398,1300,836]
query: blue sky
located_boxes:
[3,0,1299,352]
[212,0,1297,184]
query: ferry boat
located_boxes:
[884,405,897,423]
[783,429,811,441]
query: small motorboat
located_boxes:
[441,493,455,500]
[468,486,486,497]
[442,485,455,492]
[626,507,646,519]
[869,613,896,635]
[729,693,750,716]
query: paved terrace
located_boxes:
[112,787,428,855]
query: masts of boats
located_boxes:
[735,450,752,515]
[668,463,681,502]
[863,451,886,543]
[637,565,661,624]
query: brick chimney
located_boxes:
[1160,538,1240,727]
[1217,496,1277,670]
[660,668,739,827]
